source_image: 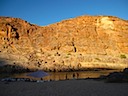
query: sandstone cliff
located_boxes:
[0,15,128,72]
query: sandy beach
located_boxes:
[0,79,128,96]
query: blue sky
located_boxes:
[0,0,128,26]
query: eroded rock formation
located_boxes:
[0,15,128,72]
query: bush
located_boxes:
[95,58,101,61]
[120,54,127,59]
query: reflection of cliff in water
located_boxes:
[10,70,121,81]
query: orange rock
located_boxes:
[0,15,128,71]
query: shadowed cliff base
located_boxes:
[0,58,32,79]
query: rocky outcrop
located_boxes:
[46,16,128,54]
[99,68,128,83]
[0,15,128,72]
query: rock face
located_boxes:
[0,15,128,72]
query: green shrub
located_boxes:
[95,58,101,61]
[67,53,71,55]
[120,54,127,59]
[65,55,69,58]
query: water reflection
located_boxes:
[11,70,120,81]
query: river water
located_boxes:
[9,70,121,81]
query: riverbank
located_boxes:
[0,69,121,81]
[0,79,128,96]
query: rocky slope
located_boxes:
[0,15,128,72]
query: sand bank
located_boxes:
[0,80,128,96]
